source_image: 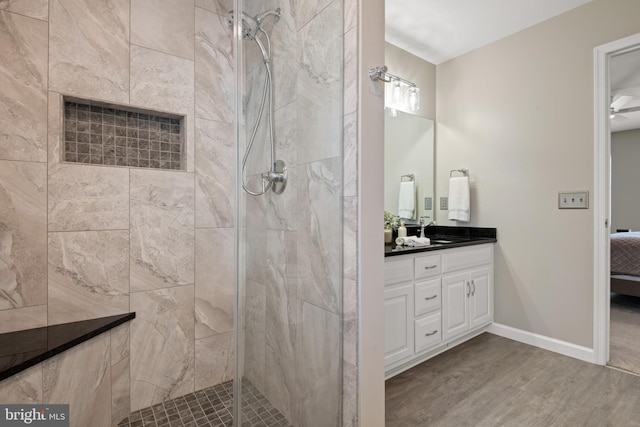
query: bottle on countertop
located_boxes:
[397,221,407,238]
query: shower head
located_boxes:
[226,11,259,40]
[227,8,281,41]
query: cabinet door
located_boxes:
[469,266,492,329]
[442,272,469,341]
[384,284,414,366]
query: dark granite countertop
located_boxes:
[385,226,497,257]
[0,312,135,381]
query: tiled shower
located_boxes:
[0,0,359,426]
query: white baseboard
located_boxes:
[487,322,597,364]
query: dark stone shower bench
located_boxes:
[0,312,135,381]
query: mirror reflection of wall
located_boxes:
[384,112,434,222]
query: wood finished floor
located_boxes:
[386,333,640,426]
[609,293,640,375]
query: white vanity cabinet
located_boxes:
[384,243,493,378]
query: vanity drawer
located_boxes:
[415,312,441,353]
[442,245,492,273]
[415,278,441,316]
[385,257,413,286]
[414,254,441,280]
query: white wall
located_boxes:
[611,128,640,232]
[436,0,640,347]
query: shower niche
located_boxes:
[62,97,185,170]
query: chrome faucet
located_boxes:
[419,217,436,238]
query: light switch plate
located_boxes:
[424,197,433,210]
[558,192,588,209]
[440,197,448,210]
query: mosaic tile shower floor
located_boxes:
[117,381,293,427]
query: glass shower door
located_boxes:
[233,0,345,425]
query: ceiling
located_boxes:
[385,0,640,133]
[611,48,640,132]
[385,0,592,65]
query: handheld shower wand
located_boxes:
[228,8,286,196]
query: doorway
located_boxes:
[593,32,640,368]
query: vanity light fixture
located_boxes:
[369,65,421,114]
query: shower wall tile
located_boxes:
[342,359,358,427]
[244,317,266,392]
[245,224,267,284]
[111,355,130,425]
[0,0,48,21]
[48,164,129,231]
[47,92,65,169]
[195,332,234,390]
[265,230,299,362]
[343,111,357,197]
[0,11,48,162]
[195,118,234,228]
[111,324,130,424]
[195,0,231,14]
[130,169,195,292]
[296,0,334,30]
[343,196,357,281]
[130,45,195,171]
[297,1,343,164]
[245,278,265,337]
[0,305,47,333]
[264,344,297,424]
[130,285,195,411]
[49,0,129,104]
[343,26,358,116]
[43,333,112,427]
[344,0,357,33]
[0,364,42,404]
[0,160,47,310]
[47,230,129,325]
[243,278,266,392]
[265,103,297,231]
[131,0,195,60]
[270,1,297,110]
[130,45,194,120]
[343,279,357,366]
[195,7,233,123]
[195,228,234,339]
[296,302,341,427]
[297,158,342,314]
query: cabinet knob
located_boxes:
[424,265,438,270]
[424,295,438,300]
[425,330,438,337]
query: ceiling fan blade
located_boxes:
[611,95,633,112]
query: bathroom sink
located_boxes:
[430,237,473,244]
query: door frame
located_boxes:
[593,32,640,365]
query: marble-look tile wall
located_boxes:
[241,0,349,426]
[0,0,236,423]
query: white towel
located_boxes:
[398,181,416,219]
[448,176,470,222]
[395,236,431,247]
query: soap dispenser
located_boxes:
[398,221,407,238]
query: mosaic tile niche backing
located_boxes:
[64,100,184,170]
